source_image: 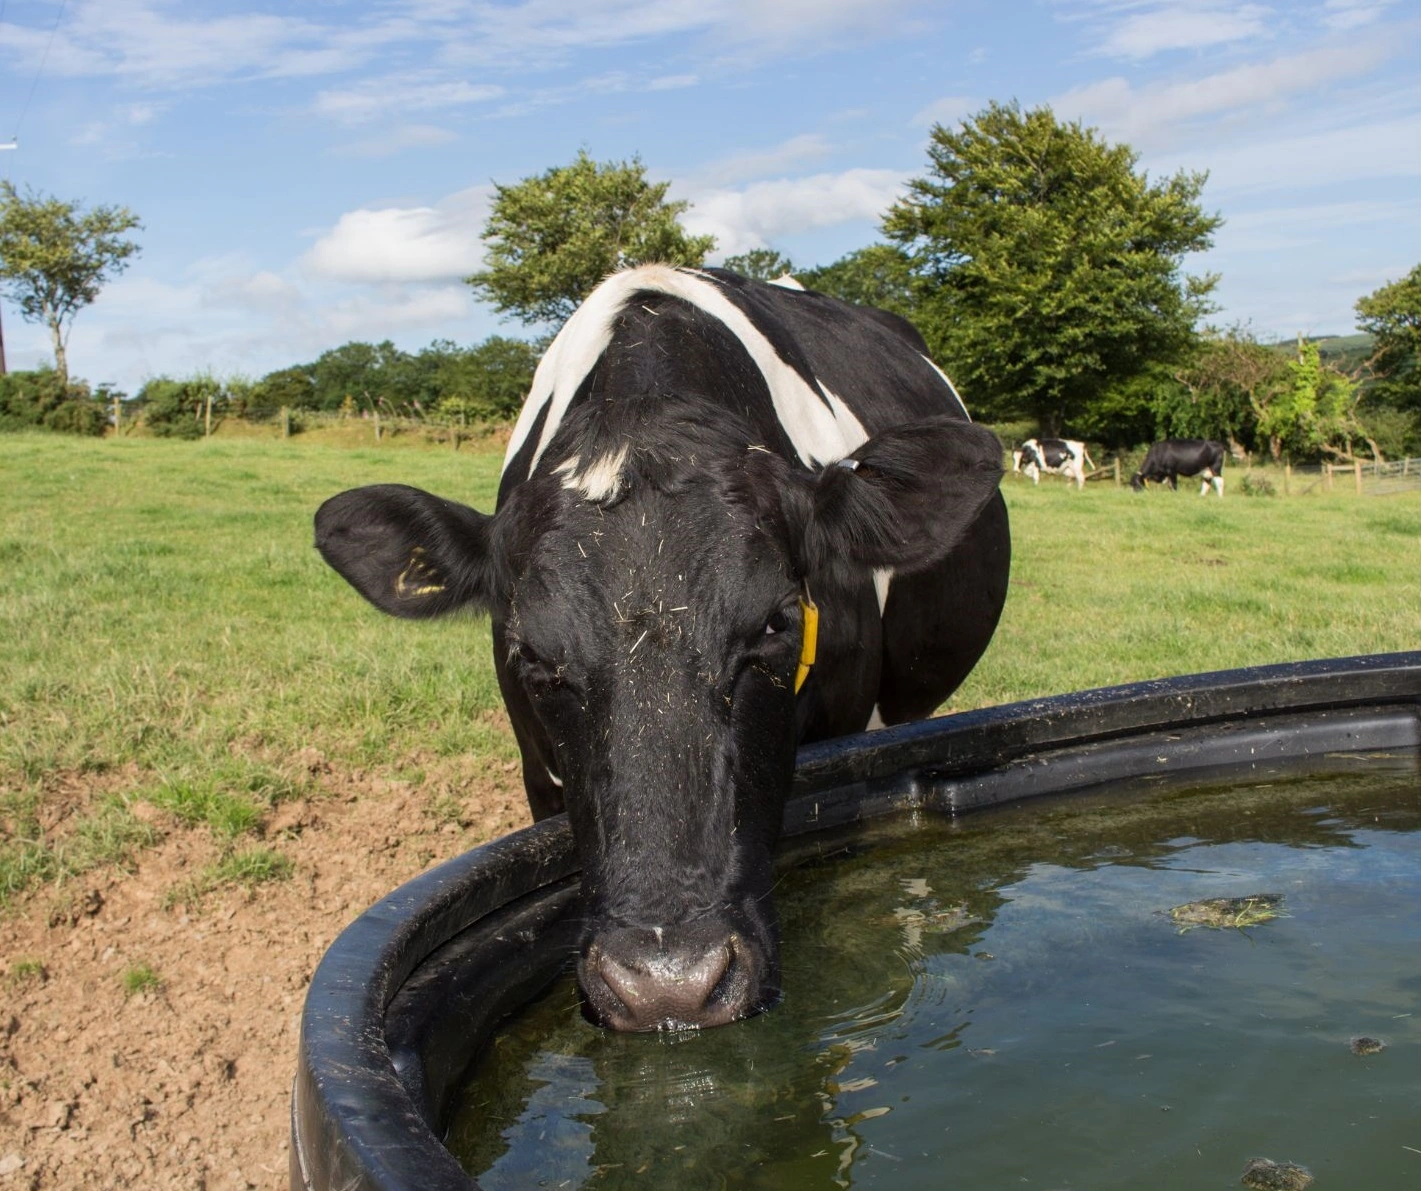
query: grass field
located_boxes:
[2,433,1418,903]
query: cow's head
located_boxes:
[315,409,1002,1031]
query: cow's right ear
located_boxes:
[314,484,497,619]
[798,417,1003,575]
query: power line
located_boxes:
[10,0,69,143]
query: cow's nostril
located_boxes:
[585,928,754,1030]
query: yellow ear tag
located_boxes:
[795,596,819,694]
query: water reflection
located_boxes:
[448,757,1421,1191]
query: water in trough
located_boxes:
[446,753,1420,1190]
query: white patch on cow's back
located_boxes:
[872,567,894,615]
[769,273,805,290]
[554,444,629,502]
[502,265,869,479]
[919,354,970,420]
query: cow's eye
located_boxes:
[513,641,558,679]
[764,607,792,636]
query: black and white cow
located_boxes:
[1012,437,1094,489]
[314,266,1010,1032]
[1130,438,1226,497]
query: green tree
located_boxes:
[1354,264,1420,413]
[249,366,317,413]
[720,249,797,281]
[467,150,715,326]
[1161,325,1287,456]
[799,244,915,315]
[883,101,1220,434]
[0,181,142,387]
[1258,338,1361,462]
[428,336,540,423]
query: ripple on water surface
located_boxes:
[447,755,1421,1191]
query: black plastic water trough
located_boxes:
[290,652,1421,1191]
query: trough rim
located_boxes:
[290,651,1421,1191]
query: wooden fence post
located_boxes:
[1324,463,1333,492]
[112,390,122,436]
[281,406,290,439]
[373,410,381,442]
[1354,460,1362,495]
[1283,462,1291,495]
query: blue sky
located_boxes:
[0,0,1417,394]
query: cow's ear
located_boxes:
[802,418,1003,573]
[314,484,496,619]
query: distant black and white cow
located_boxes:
[1131,438,1226,497]
[1012,437,1094,489]
[314,266,1009,1032]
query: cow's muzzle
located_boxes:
[578,920,769,1031]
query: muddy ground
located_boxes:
[0,752,532,1190]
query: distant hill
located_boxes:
[1267,332,1375,372]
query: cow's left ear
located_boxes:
[802,418,1003,574]
[314,484,497,619]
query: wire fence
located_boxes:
[1039,456,1421,496]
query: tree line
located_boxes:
[2,103,1417,458]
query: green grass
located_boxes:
[0,791,158,903]
[164,844,294,908]
[946,474,1421,710]
[2,432,1418,905]
[120,962,163,997]
[7,957,45,986]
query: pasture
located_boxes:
[3,432,1419,904]
[0,430,1417,1187]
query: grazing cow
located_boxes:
[314,266,1010,1031]
[1013,437,1094,489]
[1131,438,1226,497]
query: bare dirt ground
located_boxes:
[0,751,532,1190]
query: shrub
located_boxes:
[1239,471,1276,497]
[0,368,109,435]
[134,375,217,438]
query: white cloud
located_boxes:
[302,186,493,284]
[331,124,461,159]
[313,76,503,124]
[1150,112,1421,194]
[687,134,833,188]
[1326,262,1408,289]
[910,94,979,129]
[1322,0,1394,31]
[1054,40,1395,148]
[683,168,906,256]
[321,285,473,339]
[0,0,946,117]
[1210,199,1408,253]
[1090,2,1272,60]
[63,254,490,392]
[0,1,356,87]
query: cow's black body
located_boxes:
[315,267,1009,1030]
[1131,438,1226,496]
